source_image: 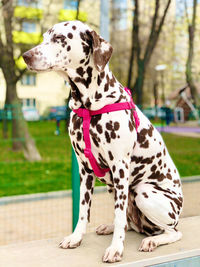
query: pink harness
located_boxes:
[73,88,140,177]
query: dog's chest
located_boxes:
[69,109,136,174]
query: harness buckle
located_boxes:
[128,102,134,109]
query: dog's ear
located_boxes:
[86,30,113,72]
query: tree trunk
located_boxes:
[127,55,134,91]
[5,81,21,150]
[127,33,135,90]
[153,81,158,119]
[128,0,171,108]
[1,0,41,161]
[4,78,41,161]
[134,59,145,108]
[76,0,81,19]
[186,23,198,106]
[2,104,8,139]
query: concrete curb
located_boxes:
[0,216,200,267]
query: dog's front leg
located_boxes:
[60,164,95,249]
[103,159,129,263]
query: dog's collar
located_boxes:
[72,88,140,177]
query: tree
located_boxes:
[110,0,130,85]
[127,0,172,108]
[185,0,199,106]
[76,0,82,19]
[0,0,41,161]
[0,0,89,160]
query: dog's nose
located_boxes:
[23,51,33,65]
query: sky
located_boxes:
[176,0,200,17]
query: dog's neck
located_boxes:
[58,62,128,110]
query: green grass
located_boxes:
[0,121,199,197]
[0,121,72,196]
[161,132,200,177]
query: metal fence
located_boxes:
[0,186,115,246]
[1,176,200,246]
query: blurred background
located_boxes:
[0,0,200,246]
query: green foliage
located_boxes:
[13,31,42,44]
[14,6,43,19]
[58,9,87,22]
[15,56,27,70]
[0,121,199,197]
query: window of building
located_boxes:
[21,98,36,107]
[21,74,36,86]
[17,0,42,8]
[63,0,78,10]
[22,21,37,33]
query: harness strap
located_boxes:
[73,88,140,177]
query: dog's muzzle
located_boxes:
[23,51,34,66]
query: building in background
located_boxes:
[168,84,200,122]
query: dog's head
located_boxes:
[23,21,113,73]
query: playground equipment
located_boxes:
[174,107,185,123]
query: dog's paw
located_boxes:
[59,233,82,249]
[96,224,114,235]
[139,237,158,252]
[102,244,123,263]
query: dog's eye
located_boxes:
[55,35,65,39]
[55,35,66,40]
[51,34,66,43]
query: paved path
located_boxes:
[156,126,200,138]
[156,126,200,133]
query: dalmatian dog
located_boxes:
[23,21,183,263]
